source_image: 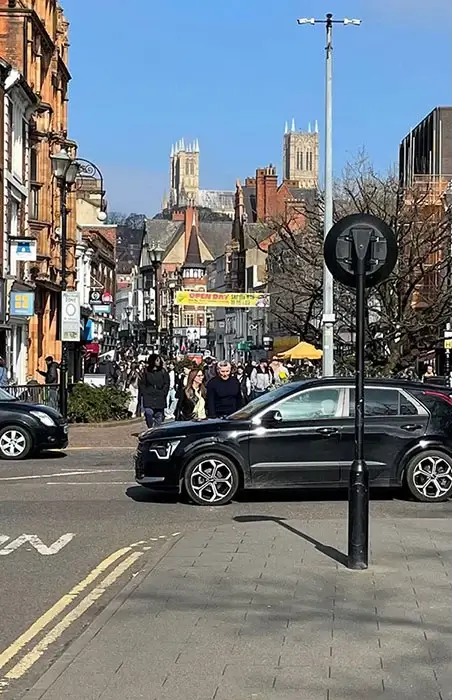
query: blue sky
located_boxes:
[64,0,451,216]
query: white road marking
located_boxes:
[0,469,130,482]
[0,536,9,547]
[0,533,75,556]
[45,481,132,485]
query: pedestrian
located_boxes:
[37,355,60,409]
[422,364,436,382]
[96,352,119,386]
[236,364,251,404]
[203,356,217,384]
[250,358,273,400]
[175,368,206,421]
[165,361,178,419]
[139,354,170,429]
[206,360,242,419]
[270,357,289,387]
[37,355,59,384]
[0,357,8,387]
[126,361,140,417]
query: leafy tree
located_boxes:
[264,156,452,373]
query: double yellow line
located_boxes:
[0,542,146,688]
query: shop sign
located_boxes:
[10,291,34,317]
[175,291,270,308]
[10,239,37,263]
[61,291,81,342]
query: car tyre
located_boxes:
[0,425,33,460]
[184,453,240,506]
[405,449,452,502]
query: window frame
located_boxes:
[344,386,428,418]
[258,385,347,424]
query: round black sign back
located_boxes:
[324,213,398,289]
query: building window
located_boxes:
[296,151,303,170]
[184,312,195,327]
[190,160,194,176]
[185,161,190,175]
[29,185,40,220]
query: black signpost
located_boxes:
[324,214,398,570]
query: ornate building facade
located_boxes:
[0,0,77,375]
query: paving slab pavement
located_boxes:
[27,517,452,700]
[67,419,145,449]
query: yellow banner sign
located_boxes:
[175,291,270,308]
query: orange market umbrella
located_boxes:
[276,341,323,361]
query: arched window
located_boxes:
[296,151,303,170]
[190,160,194,175]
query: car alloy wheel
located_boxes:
[185,455,239,506]
[0,427,31,460]
[406,451,452,502]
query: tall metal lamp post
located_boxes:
[297,13,361,376]
[51,148,105,416]
[50,149,80,418]
[148,244,164,350]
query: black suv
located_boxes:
[134,378,452,505]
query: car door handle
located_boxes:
[401,424,423,431]
[316,427,338,436]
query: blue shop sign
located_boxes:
[10,291,35,317]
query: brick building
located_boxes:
[0,0,77,375]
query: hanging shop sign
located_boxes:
[175,291,270,308]
[61,291,81,342]
[10,291,35,317]
[10,238,37,263]
[101,291,113,304]
[89,290,103,305]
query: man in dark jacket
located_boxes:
[207,361,242,419]
[139,355,170,428]
[37,356,59,384]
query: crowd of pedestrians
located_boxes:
[109,353,293,429]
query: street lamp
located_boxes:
[148,244,164,349]
[297,13,361,377]
[51,148,81,418]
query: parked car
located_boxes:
[134,378,452,506]
[0,387,68,460]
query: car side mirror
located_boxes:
[261,409,283,427]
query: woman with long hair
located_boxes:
[138,354,170,428]
[175,368,206,421]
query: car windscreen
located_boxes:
[229,382,307,420]
[0,387,17,401]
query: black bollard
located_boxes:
[347,228,370,570]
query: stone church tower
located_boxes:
[282,119,319,190]
[170,139,200,207]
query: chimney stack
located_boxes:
[256,165,278,222]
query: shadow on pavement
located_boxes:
[234,514,348,567]
[125,485,179,503]
[37,450,67,460]
[125,484,407,507]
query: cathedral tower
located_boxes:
[282,119,319,190]
[170,139,200,207]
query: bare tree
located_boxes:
[263,155,452,373]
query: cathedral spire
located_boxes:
[315,119,319,133]
[284,121,288,134]
[171,144,174,157]
[181,137,185,151]
[308,122,311,133]
[291,118,296,132]
[194,138,199,152]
